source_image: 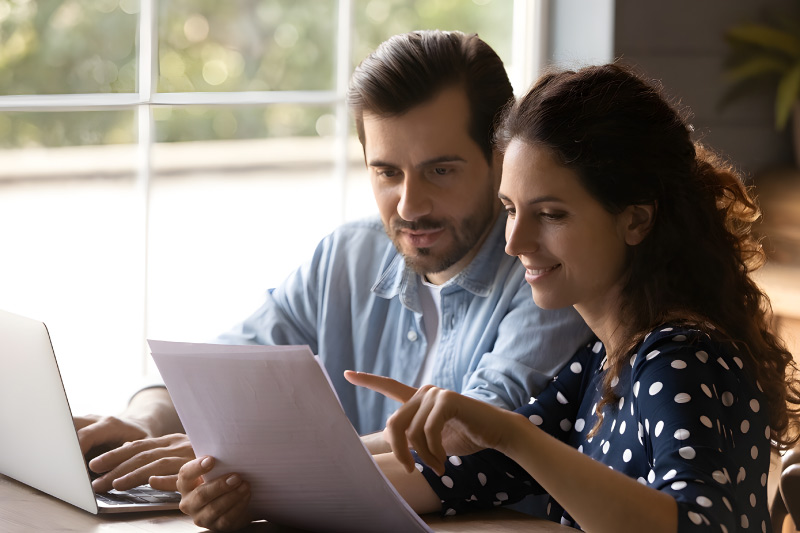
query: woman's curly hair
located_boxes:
[495,63,800,449]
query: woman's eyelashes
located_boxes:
[540,210,567,221]
[502,206,567,222]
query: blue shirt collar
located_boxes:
[371,212,508,312]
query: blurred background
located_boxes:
[0,0,798,414]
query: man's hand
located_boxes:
[75,387,188,492]
[177,456,252,532]
[75,414,149,456]
[87,432,195,492]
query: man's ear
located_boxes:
[621,203,656,246]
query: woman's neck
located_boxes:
[575,292,630,366]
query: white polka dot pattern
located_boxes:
[722,391,735,407]
[674,392,691,404]
[679,446,696,460]
[414,325,770,532]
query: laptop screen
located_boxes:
[0,309,100,513]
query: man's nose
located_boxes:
[396,174,432,221]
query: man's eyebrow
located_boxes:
[366,159,395,168]
[366,155,467,169]
[416,155,466,169]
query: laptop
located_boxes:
[0,309,180,513]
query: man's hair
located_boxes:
[347,30,513,162]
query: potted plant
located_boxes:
[723,4,800,167]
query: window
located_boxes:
[0,0,540,414]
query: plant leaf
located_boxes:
[725,56,789,83]
[775,63,800,130]
[725,24,800,58]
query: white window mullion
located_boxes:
[138,0,156,102]
[0,93,141,110]
[0,91,340,110]
[334,0,353,225]
[152,91,339,106]
[511,0,550,95]
[137,0,156,375]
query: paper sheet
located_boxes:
[148,340,434,533]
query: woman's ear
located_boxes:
[621,203,656,245]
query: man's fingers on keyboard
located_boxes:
[80,417,149,458]
[91,472,117,494]
[92,434,193,473]
[112,457,189,491]
[149,474,179,492]
[94,454,159,492]
[90,437,159,470]
[92,440,177,480]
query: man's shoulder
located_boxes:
[314,216,397,271]
[330,215,387,240]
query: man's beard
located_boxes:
[386,199,496,277]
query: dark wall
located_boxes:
[614,0,794,177]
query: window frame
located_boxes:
[0,0,543,372]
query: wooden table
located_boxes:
[0,474,573,532]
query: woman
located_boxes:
[177,64,800,532]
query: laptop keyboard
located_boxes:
[96,485,181,506]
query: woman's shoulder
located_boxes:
[636,323,725,361]
[569,336,606,370]
[631,323,756,391]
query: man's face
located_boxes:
[362,87,501,284]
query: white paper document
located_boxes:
[148,340,434,533]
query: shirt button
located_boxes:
[407,330,418,342]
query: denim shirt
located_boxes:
[216,214,592,434]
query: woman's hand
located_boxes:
[344,371,518,475]
[176,456,252,532]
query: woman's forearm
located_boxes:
[374,452,441,515]
[500,412,677,533]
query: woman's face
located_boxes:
[499,140,635,319]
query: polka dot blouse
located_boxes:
[414,325,772,532]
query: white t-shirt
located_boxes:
[414,276,443,387]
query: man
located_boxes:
[76,30,591,495]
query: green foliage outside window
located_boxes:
[0,0,512,148]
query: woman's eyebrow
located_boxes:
[498,192,565,205]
